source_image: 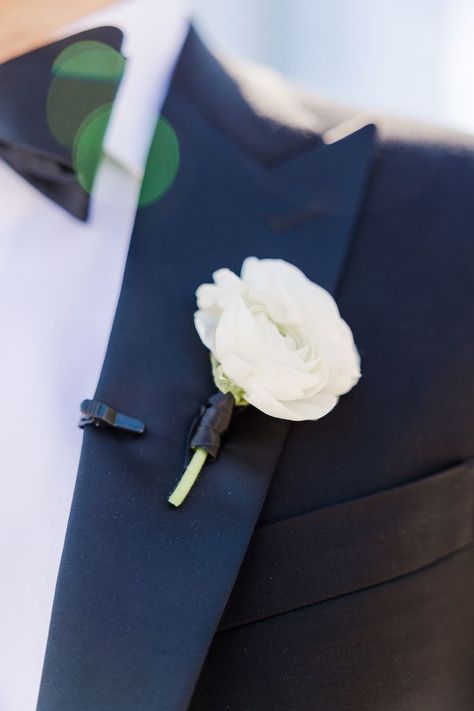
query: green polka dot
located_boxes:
[73,103,113,194]
[47,41,124,148]
[52,41,125,81]
[138,117,180,207]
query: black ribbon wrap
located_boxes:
[187,391,238,463]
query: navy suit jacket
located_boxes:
[33,27,474,711]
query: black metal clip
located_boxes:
[79,399,145,434]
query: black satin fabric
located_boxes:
[0,27,123,219]
[188,392,236,460]
[33,26,474,711]
[37,28,377,710]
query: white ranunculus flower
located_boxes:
[194,257,361,421]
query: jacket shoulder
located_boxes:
[226,51,474,168]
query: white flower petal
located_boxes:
[194,309,218,351]
[280,392,339,421]
[194,257,360,422]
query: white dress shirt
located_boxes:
[0,2,188,709]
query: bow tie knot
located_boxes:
[0,26,124,219]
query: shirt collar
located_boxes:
[57,0,190,179]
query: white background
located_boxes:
[193,0,474,134]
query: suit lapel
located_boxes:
[37,45,376,710]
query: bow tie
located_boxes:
[0,26,124,220]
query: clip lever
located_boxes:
[79,399,145,434]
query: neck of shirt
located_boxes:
[59,0,190,180]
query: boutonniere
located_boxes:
[168,257,361,506]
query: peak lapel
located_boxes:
[37,74,376,710]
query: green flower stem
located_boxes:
[168,447,209,507]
